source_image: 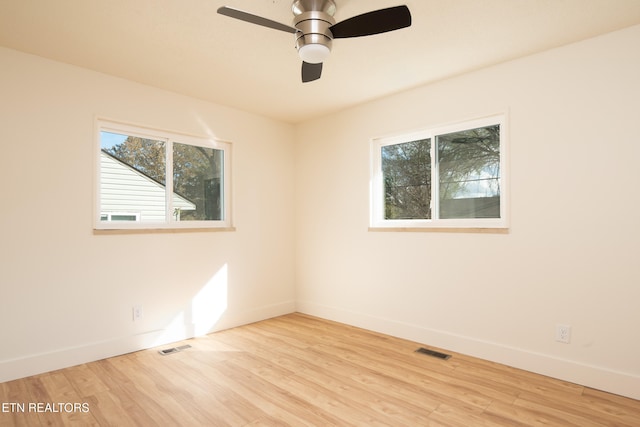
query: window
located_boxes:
[95,120,232,230]
[371,115,507,229]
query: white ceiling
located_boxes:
[2,0,640,123]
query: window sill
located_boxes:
[93,227,236,235]
[368,227,509,234]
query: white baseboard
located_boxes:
[0,301,295,383]
[296,301,640,401]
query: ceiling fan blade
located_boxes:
[302,62,323,83]
[329,5,411,39]
[217,6,297,34]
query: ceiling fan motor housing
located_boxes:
[292,0,336,63]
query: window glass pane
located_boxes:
[437,125,500,219]
[100,132,166,223]
[173,143,224,221]
[381,139,431,219]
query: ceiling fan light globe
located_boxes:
[298,44,330,64]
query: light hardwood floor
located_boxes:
[1,313,639,426]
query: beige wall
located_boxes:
[294,25,640,399]
[0,47,296,381]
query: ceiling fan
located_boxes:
[217,0,412,83]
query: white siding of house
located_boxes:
[100,152,195,222]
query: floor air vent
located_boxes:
[158,344,192,356]
[415,347,451,360]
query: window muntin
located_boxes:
[371,115,507,229]
[96,121,232,230]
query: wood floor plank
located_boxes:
[270,349,434,425]
[130,355,245,426]
[96,355,199,426]
[290,346,442,414]
[485,398,605,427]
[34,373,99,426]
[233,321,466,419]
[85,359,167,426]
[582,387,640,423]
[62,363,110,398]
[1,377,46,427]
[0,382,14,427]
[2,313,639,426]
[117,352,236,426]
[308,341,497,413]
[514,390,639,427]
[84,391,140,427]
[429,403,520,427]
[211,358,346,426]
[276,372,395,426]
[225,342,437,424]
[454,360,584,400]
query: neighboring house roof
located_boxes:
[100,150,196,221]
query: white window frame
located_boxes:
[95,119,233,231]
[370,114,508,230]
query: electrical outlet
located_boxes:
[133,305,144,322]
[556,324,571,344]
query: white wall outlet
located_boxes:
[556,324,571,344]
[133,305,144,322]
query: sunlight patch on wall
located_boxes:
[191,263,228,336]
[193,112,221,141]
[153,311,188,346]
[152,263,229,347]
